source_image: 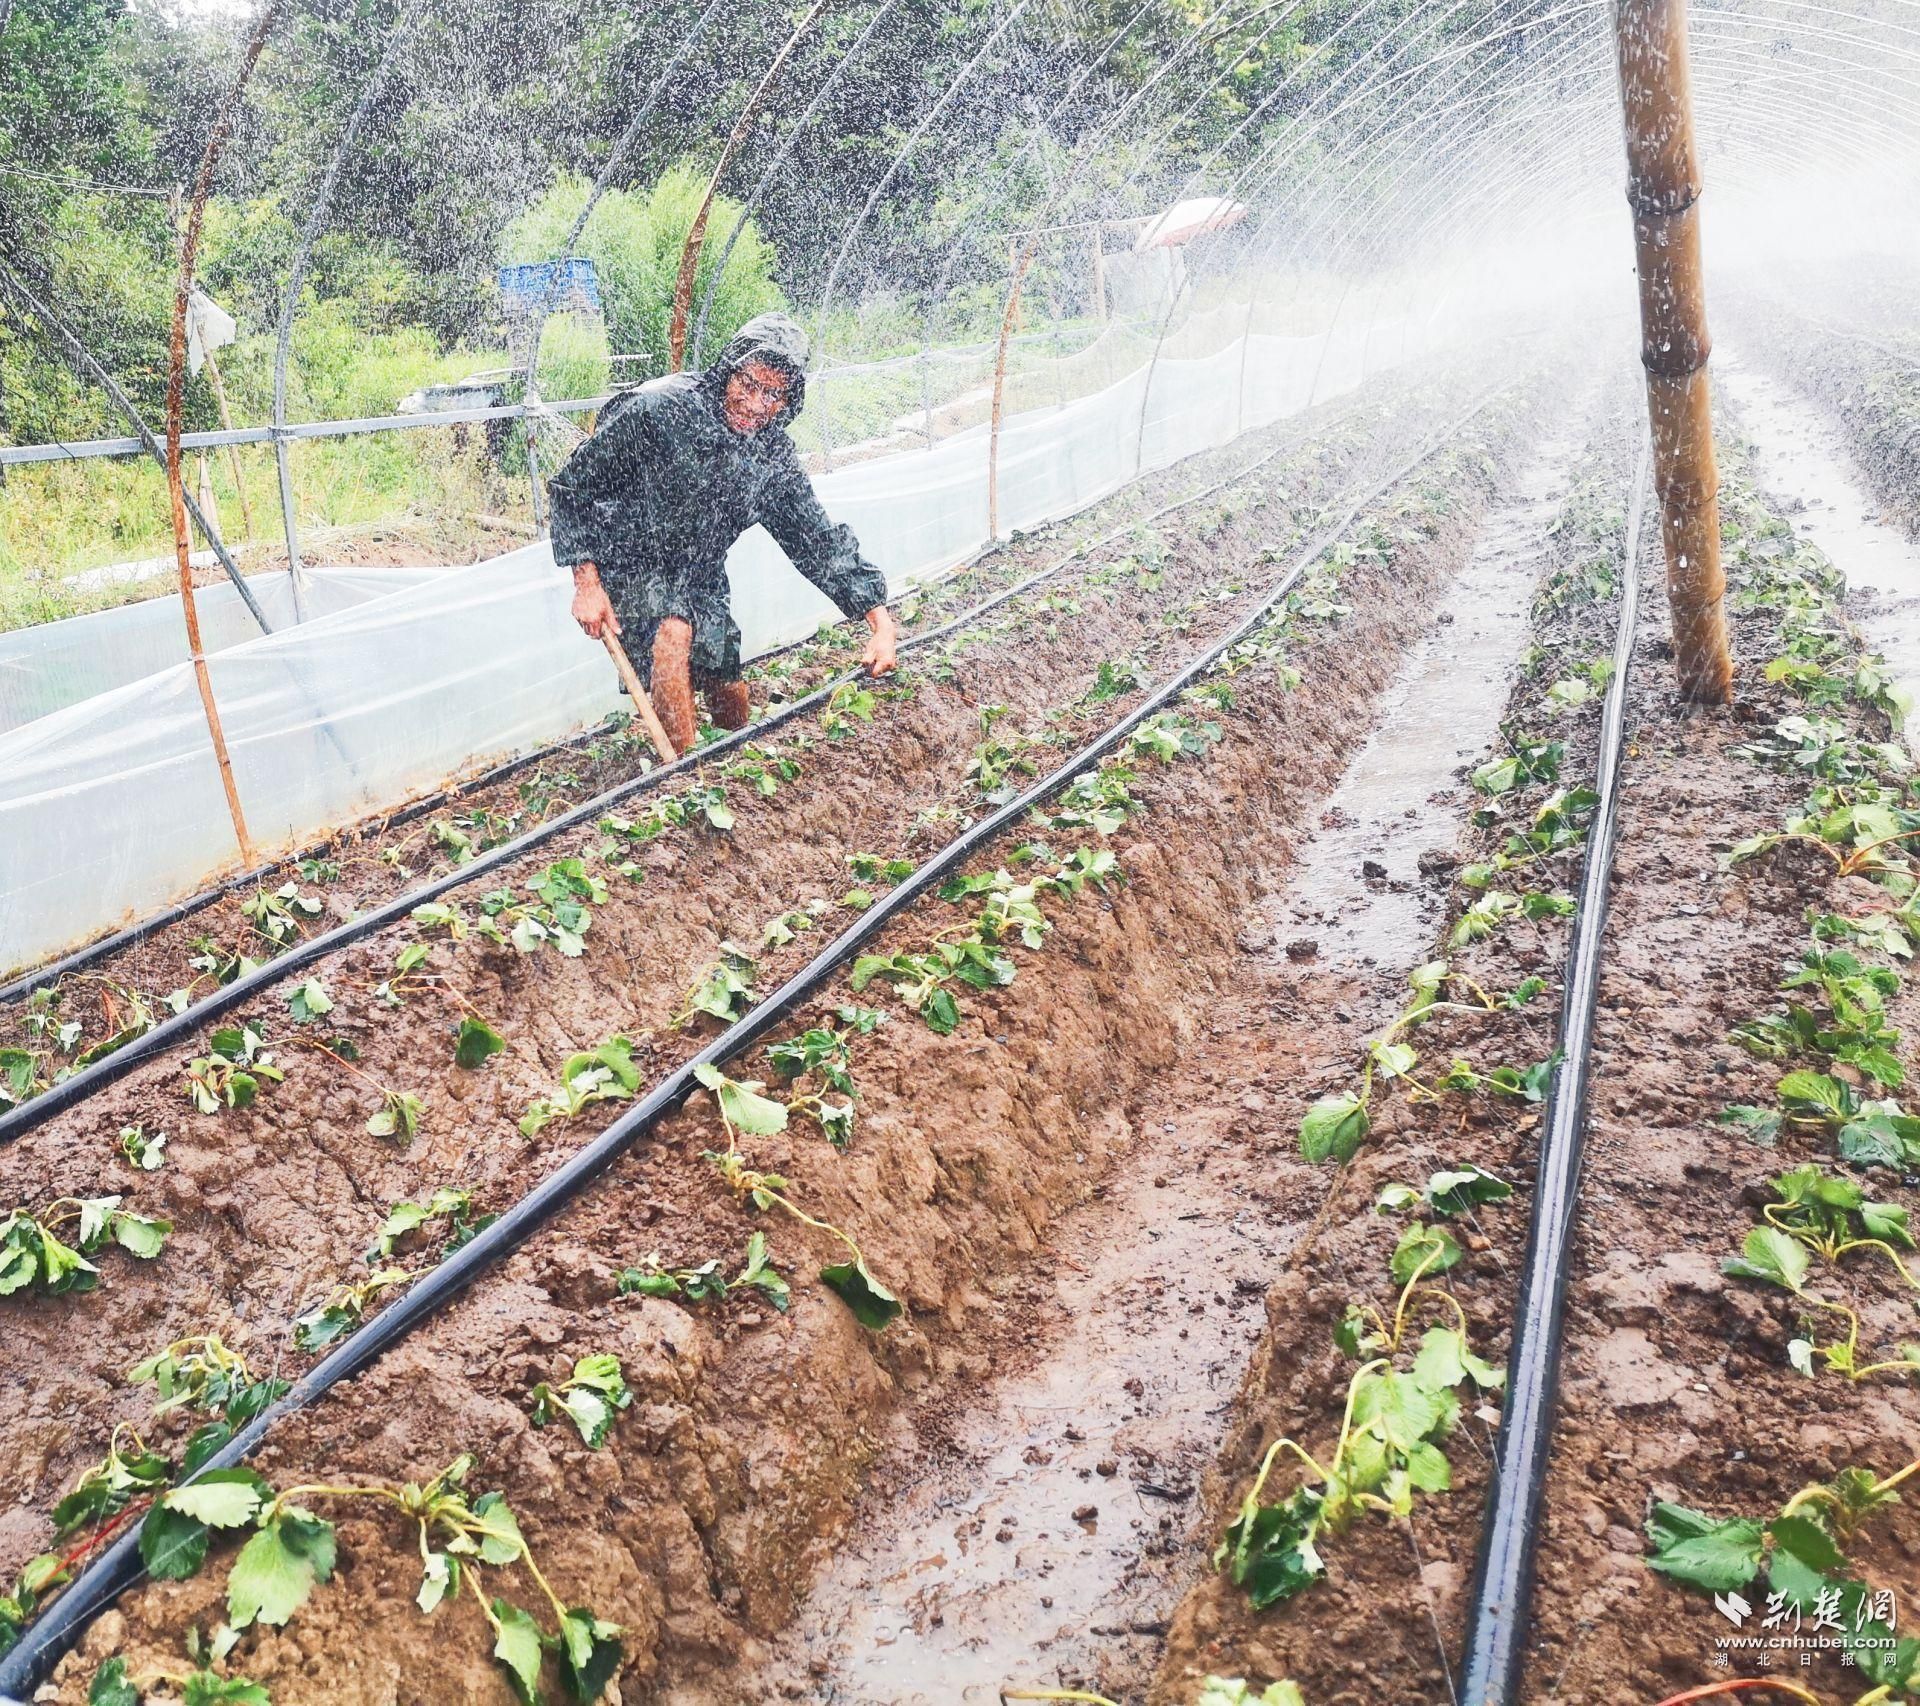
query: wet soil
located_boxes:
[1520,419,1920,1703]
[32,374,1568,1704]
[0,385,1431,1577]
[718,390,1610,1706]
[1143,386,1639,1706]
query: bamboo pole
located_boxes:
[666,0,829,371]
[1615,0,1732,703]
[166,3,283,865]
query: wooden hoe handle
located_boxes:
[599,630,680,765]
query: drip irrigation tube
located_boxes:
[0,386,1503,1699]
[0,389,1379,1114]
[1454,433,1649,1705]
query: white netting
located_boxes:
[0,306,1438,976]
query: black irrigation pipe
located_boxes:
[0,386,1503,1699]
[0,386,1380,1118]
[1454,433,1649,1705]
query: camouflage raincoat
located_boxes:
[546,312,888,685]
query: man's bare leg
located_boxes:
[705,679,751,732]
[650,617,699,753]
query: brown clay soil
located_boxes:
[0,377,1395,1005]
[0,380,1446,1575]
[1152,402,1920,1706]
[19,366,1572,1704]
[1515,449,1920,1698]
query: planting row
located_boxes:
[0,378,1399,1032]
[1523,426,1920,1705]
[1138,379,1642,1705]
[4,367,1561,1703]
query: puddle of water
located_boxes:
[1717,353,1920,704]
[1268,421,1595,970]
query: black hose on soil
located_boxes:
[1454,436,1649,1704]
[0,390,1503,1698]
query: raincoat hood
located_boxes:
[703,311,809,425]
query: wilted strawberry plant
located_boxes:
[0,1194,171,1295]
[127,1452,621,1704]
[673,943,757,1027]
[767,1005,883,1148]
[520,1037,642,1137]
[239,882,324,953]
[529,1354,632,1448]
[697,1063,901,1329]
[184,1025,284,1114]
[617,1230,791,1312]
[1723,1213,1920,1384]
[1646,1457,1920,1692]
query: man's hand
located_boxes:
[861,605,898,677]
[571,562,620,639]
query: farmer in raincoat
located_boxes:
[548,311,898,754]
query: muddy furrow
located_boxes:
[720,378,1619,1706]
[1133,379,1644,1706]
[26,374,1569,1704]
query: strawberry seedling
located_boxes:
[239,883,324,953]
[1723,1221,1920,1383]
[674,944,758,1027]
[768,1005,882,1148]
[370,1187,496,1262]
[520,1036,643,1138]
[823,680,876,737]
[126,1334,289,1473]
[1375,1163,1514,1218]
[129,1453,621,1703]
[291,1266,411,1351]
[119,1123,167,1170]
[529,1354,632,1448]
[0,1195,171,1295]
[1646,1458,1920,1692]
[617,1230,792,1312]
[697,1063,901,1329]
[184,1026,283,1114]
[1196,1682,1306,1706]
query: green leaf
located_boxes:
[287,979,332,1023]
[1645,1502,1767,1593]
[491,1598,547,1706]
[139,1500,210,1579]
[820,1255,902,1329]
[1716,1105,1783,1144]
[1300,1091,1369,1164]
[164,1468,272,1529]
[418,1550,459,1614]
[1404,1440,1452,1492]
[1777,1070,1854,1124]
[180,1676,270,1706]
[111,1211,171,1259]
[924,989,961,1034]
[1767,1513,1845,1578]
[88,1659,138,1706]
[1861,1200,1915,1248]
[1425,1164,1513,1216]
[456,1016,507,1069]
[556,1606,624,1702]
[692,1063,788,1136]
[1214,1486,1324,1609]
[471,1491,526,1567]
[227,1511,337,1629]
[1722,1226,1811,1294]
[1390,1223,1463,1285]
